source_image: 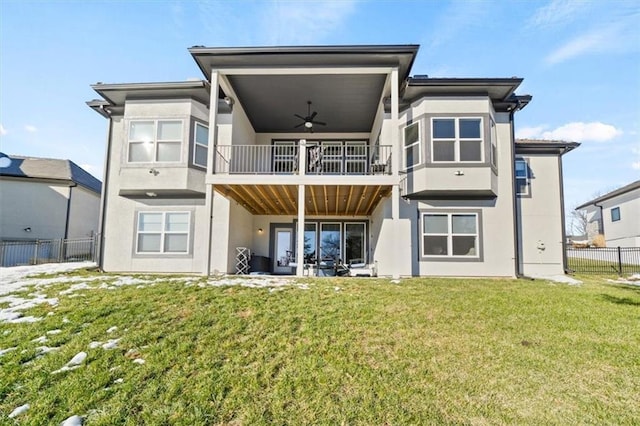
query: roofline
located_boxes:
[90,80,209,92]
[189,44,420,83]
[407,77,524,86]
[575,179,640,209]
[515,140,580,155]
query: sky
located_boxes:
[1,0,639,222]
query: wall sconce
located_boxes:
[145,192,157,198]
[149,168,159,176]
[258,228,263,234]
[24,227,31,232]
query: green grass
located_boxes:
[1,272,639,425]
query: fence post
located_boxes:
[617,246,623,276]
[57,239,64,263]
[33,240,39,265]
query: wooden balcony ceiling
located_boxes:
[216,184,392,216]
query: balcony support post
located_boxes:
[204,70,220,275]
[390,67,401,279]
[296,184,306,276]
[298,139,306,176]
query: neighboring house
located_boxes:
[0,155,102,241]
[575,180,640,247]
[87,44,578,278]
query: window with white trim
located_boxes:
[431,118,483,162]
[515,158,529,196]
[136,212,190,254]
[422,212,479,257]
[403,122,421,169]
[490,118,497,168]
[128,120,183,163]
[193,122,209,168]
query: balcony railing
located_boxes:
[214,144,392,175]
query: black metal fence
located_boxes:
[0,237,98,267]
[567,247,640,275]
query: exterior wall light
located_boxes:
[24,227,31,232]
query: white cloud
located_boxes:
[527,0,587,29]
[632,162,640,170]
[545,16,639,65]
[515,126,547,139]
[0,124,6,136]
[261,1,357,45]
[24,125,37,133]
[517,122,622,143]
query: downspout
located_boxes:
[593,201,605,237]
[558,153,569,273]
[63,182,77,239]
[510,109,523,277]
[97,114,113,271]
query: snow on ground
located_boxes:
[8,403,30,418]
[0,262,97,295]
[200,276,308,290]
[61,415,83,426]
[607,273,640,286]
[52,352,87,375]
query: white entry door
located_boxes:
[273,227,293,274]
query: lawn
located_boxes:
[1,269,639,425]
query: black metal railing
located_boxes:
[567,247,640,275]
[0,237,98,267]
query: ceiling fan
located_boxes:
[294,101,326,132]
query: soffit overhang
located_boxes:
[189,45,419,133]
[515,140,580,155]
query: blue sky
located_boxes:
[1,0,638,215]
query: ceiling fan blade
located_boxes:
[312,120,326,126]
[309,111,318,120]
[294,114,306,120]
[294,122,305,128]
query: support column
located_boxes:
[204,71,220,275]
[390,68,401,279]
[296,184,306,276]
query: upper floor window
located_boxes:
[193,122,209,168]
[403,122,421,169]
[611,207,621,222]
[431,118,483,163]
[136,211,190,254]
[489,118,497,168]
[128,120,183,163]
[515,158,529,196]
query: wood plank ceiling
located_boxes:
[215,184,392,216]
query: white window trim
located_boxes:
[127,119,183,164]
[490,117,497,168]
[515,157,529,196]
[193,122,209,168]
[421,212,480,258]
[431,117,484,163]
[403,122,421,170]
[136,211,191,254]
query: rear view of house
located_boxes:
[88,44,577,278]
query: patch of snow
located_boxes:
[8,315,43,323]
[132,358,145,364]
[203,276,304,290]
[606,276,640,286]
[61,415,83,426]
[8,403,30,418]
[0,262,96,295]
[88,341,102,349]
[47,311,55,316]
[47,329,62,335]
[0,347,17,356]
[52,365,80,375]
[114,378,124,384]
[101,339,120,350]
[0,293,58,324]
[334,286,341,292]
[59,282,92,295]
[543,275,583,285]
[52,351,87,374]
[3,330,10,335]
[32,335,48,343]
[63,317,70,323]
[390,279,400,284]
[106,326,118,333]
[36,346,59,355]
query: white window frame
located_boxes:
[193,122,209,168]
[515,157,529,196]
[127,119,183,164]
[490,117,497,168]
[431,117,484,163]
[136,211,190,254]
[403,122,421,170]
[421,212,480,258]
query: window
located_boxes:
[136,212,190,254]
[611,207,621,222]
[490,118,497,168]
[128,120,183,163]
[422,212,479,257]
[431,118,483,162]
[403,122,421,169]
[515,158,529,195]
[193,122,209,168]
[344,223,366,263]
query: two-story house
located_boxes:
[88,44,578,278]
